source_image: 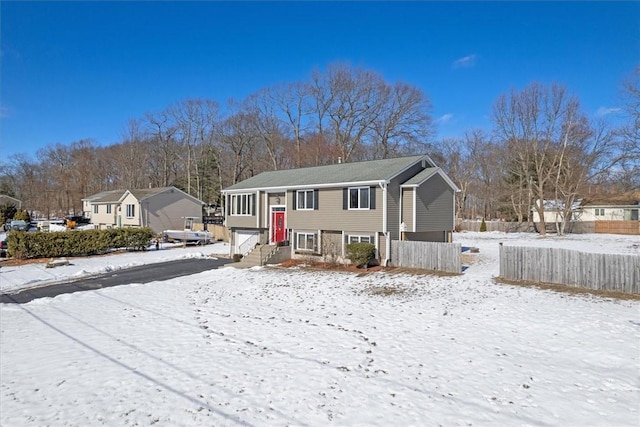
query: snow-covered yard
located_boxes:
[1,232,639,426]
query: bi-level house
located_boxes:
[82,186,205,234]
[222,155,459,266]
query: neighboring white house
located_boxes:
[82,186,206,234]
[530,199,583,224]
[575,201,640,221]
[0,194,22,209]
[531,196,640,223]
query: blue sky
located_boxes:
[1,1,638,160]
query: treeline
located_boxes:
[1,63,638,235]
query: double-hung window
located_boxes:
[296,190,315,210]
[125,204,135,218]
[230,194,254,216]
[296,232,317,252]
[93,205,99,214]
[349,187,371,210]
[106,204,112,214]
[595,208,605,217]
[293,189,318,211]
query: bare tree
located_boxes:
[266,82,314,168]
[244,89,289,171]
[371,82,434,158]
[216,102,260,185]
[494,82,623,235]
[37,143,75,217]
[616,66,640,189]
[172,99,220,198]
[493,83,582,235]
[144,109,179,187]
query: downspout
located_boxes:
[256,190,261,229]
[225,192,232,258]
[413,189,417,233]
[382,181,390,267]
[399,187,403,238]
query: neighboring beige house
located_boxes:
[222,155,459,266]
[82,186,205,234]
[530,194,640,235]
[532,196,640,223]
[576,199,640,222]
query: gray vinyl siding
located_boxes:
[142,190,203,234]
[228,214,257,229]
[287,187,383,232]
[388,162,424,240]
[320,230,343,262]
[225,191,260,229]
[414,174,455,232]
[268,192,285,206]
[404,231,448,243]
[401,188,414,231]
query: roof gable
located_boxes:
[85,186,205,205]
[400,167,460,191]
[224,155,430,191]
[82,189,127,203]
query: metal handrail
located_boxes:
[238,238,256,256]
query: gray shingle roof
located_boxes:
[83,189,126,203]
[129,187,175,200]
[224,155,428,191]
[402,167,439,186]
[84,187,203,204]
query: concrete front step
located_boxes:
[233,244,277,268]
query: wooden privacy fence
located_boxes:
[499,245,640,294]
[594,221,640,235]
[391,240,461,273]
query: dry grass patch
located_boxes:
[495,278,640,301]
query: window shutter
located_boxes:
[292,191,297,210]
[227,196,231,215]
[370,186,376,209]
[343,188,348,210]
[252,194,256,216]
[314,189,319,210]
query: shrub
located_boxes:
[6,227,155,259]
[346,242,376,268]
[480,218,487,232]
[0,203,18,226]
[13,209,31,223]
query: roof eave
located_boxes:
[223,179,387,194]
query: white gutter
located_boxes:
[225,180,383,194]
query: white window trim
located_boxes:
[296,231,317,252]
[230,193,254,216]
[93,204,99,214]
[348,186,371,210]
[348,235,372,244]
[125,204,135,218]
[106,204,112,214]
[296,189,315,210]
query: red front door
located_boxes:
[271,210,286,243]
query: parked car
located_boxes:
[0,240,7,258]
[8,220,29,231]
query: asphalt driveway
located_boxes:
[0,257,232,304]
